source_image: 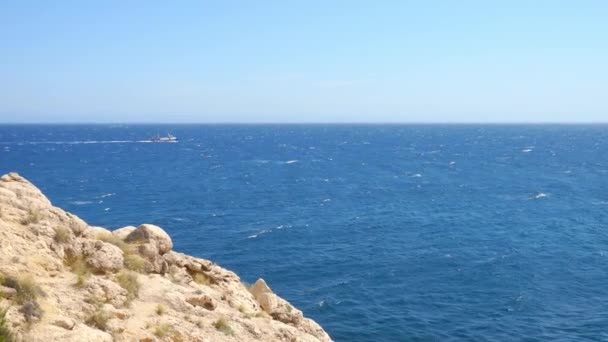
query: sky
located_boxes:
[1,1,607,123]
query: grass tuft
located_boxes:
[123,254,147,273]
[2,275,44,304]
[65,255,91,287]
[20,209,40,226]
[85,307,109,331]
[153,322,172,338]
[54,226,71,243]
[96,232,130,253]
[255,311,266,318]
[155,304,166,316]
[213,317,234,336]
[192,273,214,286]
[116,270,139,303]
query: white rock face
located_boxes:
[0,172,332,342]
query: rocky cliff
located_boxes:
[0,173,331,342]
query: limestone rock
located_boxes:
[0,285,17,298]
[186,294,217,310]
[84,276,129,307]
[251,279,303,324]
[53,316,76,330]
[112,226,136,240]
[125,224,173,254]
[83,241,124,274]
[250,278,273,298]
[81,226,112,240]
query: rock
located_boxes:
[125,224,173,254]
[0,285,17,298]
[186,294,217,311]
[81,226,112,240]
[0,172,23,182]
[67,214,88,235]
[53,316,76,330]
[112,226,136,240]
[84,277,129,307]
[166,264,193,284]
[122,224,171,274]
[250,278,272,298]
[164,291,193,312]
[69,324,113,342]
[83,241,124,274]
[251,278,303,325]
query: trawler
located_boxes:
[151,133,177,142]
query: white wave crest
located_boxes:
[70,200,93,205]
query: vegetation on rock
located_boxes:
[115,270,139,303]
[0,307,12,342]
[54,226,71,243]
[214,317,234,336]
[19,209,40,226]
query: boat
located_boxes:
[151,133,177,142]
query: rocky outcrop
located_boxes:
[125,224,173,254]
[0,172,331,342]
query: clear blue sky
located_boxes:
[1,1,607,123]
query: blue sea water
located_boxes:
[1,124,608,341]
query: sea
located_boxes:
[1,124,607,341]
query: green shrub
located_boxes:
[0,307,12,342]
[213,317,234,336]
[54,226,71,243]
[116,271,139,303]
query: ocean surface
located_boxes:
[1,124,608,341]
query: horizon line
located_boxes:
[1,121,608,125]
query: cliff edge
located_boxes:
[0,172,331,342]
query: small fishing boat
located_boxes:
[151,133,177,142]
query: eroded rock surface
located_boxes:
[0,172,332,342]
